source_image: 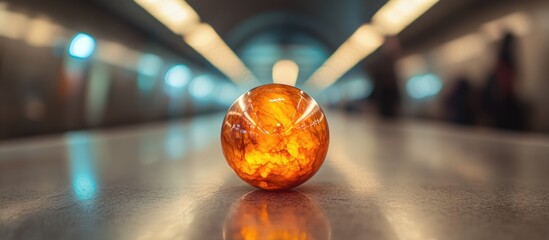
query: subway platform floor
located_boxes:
[1,112,549,239]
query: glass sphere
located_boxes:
[221,84,329,190]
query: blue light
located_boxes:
[73,175,97,200]
[138,54,163,77]
[66,132,98,201]
[165,65,192,88]
[138,54,164,93]
[406,73,443,100]
[189,75,215,98]
[68,33,96,59]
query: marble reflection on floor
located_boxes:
[223,190,330,240]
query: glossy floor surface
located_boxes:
[1,112,549,239]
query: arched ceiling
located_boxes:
[86,0,385,66]
[87,0,482,71]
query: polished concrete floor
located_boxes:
[1,112,549,239]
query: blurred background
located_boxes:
[1,0,549,140]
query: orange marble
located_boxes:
[221,84,329,190]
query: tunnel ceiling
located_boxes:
[87,0,481,69]
[87,0,385,58]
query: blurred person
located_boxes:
[369,36,401,118]
[481,32,526,130]
[444,76,476,125]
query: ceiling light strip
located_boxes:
[304,24,383,91]
[304,0,438,92]
[134,0,259,86]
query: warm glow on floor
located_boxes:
[224,191,330,239]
